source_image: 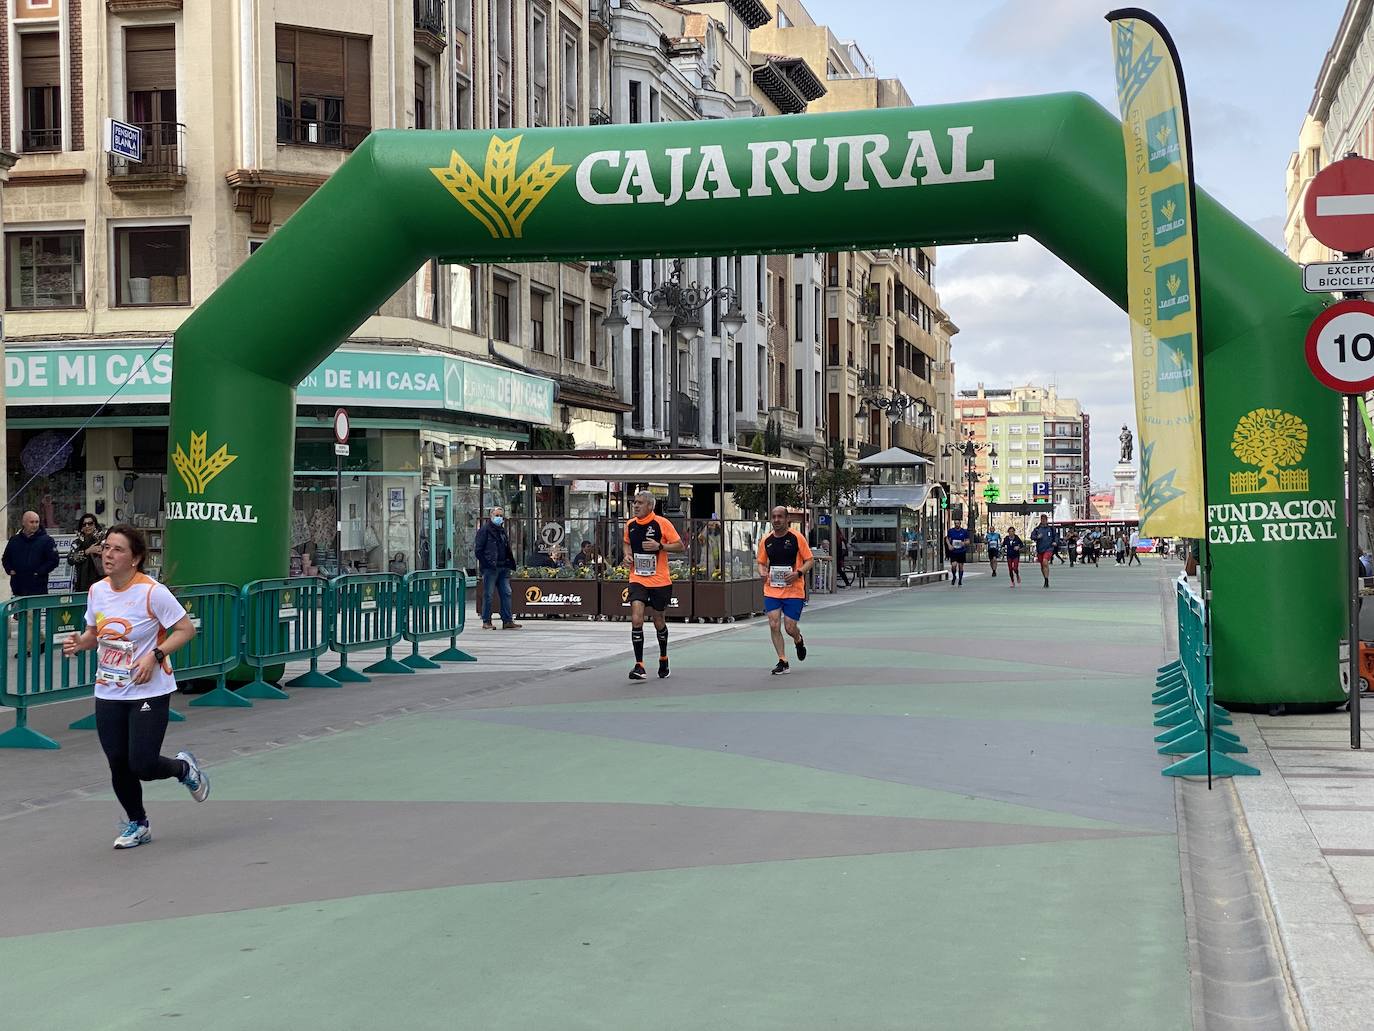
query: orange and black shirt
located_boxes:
[624,514,681,587]
[758,528,813,599]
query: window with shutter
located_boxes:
[274,26,371,149]
[125,26,178,149]
[20,32,61,152]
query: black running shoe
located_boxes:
[795,638,807,662]
[629,663,647,681]
[657,660,670,679]
[771,660,790,676]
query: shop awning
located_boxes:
[483,448,802,483]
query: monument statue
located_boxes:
[1119,425,1134,464]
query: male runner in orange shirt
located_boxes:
[623,490,685,680]
[757,505,814,675]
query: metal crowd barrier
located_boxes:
[401,569,475,668]
[1154,575,1257,780]
[0,571,476,748]
[330,573,412,682]
[236,577,336,701]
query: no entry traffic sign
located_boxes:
[1305,156,1374,254]
[1305,299,1374,393]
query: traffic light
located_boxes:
[940,481,951,509]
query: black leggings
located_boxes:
[95,695,186,822]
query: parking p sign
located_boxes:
[104,118,142,162]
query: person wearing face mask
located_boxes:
[474,505,520,630]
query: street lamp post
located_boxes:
[942,428,997,532]
[855,389,935,444]
[602,258,746,513]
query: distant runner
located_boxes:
[1030,514,1057,589]
[757,506,814,675]
[946,517,970,587]
[985,528,1001,579]
[623,491,685,681]
[1003,526,1023,588]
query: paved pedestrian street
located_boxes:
[0,564,1191,1031]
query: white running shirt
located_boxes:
[85,573,187,701]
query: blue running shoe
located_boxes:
[176,750,210,802]
[113,820,151,849]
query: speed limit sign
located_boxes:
[1305,299,1374,394]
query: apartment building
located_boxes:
[956,385,1090,517]
[0,0,616,577]
[751,0,957,473]
[1285,1,1372,264]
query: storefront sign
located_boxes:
[838,514,899,528]
[4,345,554,426]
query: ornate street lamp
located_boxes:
[855,390,934,430]
[942,427,997,529]
[602,258,746,511]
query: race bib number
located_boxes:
[633,553,657,577]
[96,638,136,687]
[768,565,791,588]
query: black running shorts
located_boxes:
[628,582,673,611]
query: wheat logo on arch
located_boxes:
[1230,408,1309,496]
[430,135,570,239]
[173,431,237,496]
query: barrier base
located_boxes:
[329,665,371,683]
[432,646,477,662]
[1157,661,1182,676]
[68,712,97,731]
[364,657,414,675]
[1152,686,1186,705]
[189,685,253,707]
[287,669,343,688]
[1159,729,1249,756]
[401,653,442,670]
[1162,750,1259,778]
[0,723,60,749]
[237,679,289,700]
[169,708,186,722]
[1155,722,1195,744]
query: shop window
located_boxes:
[275,25,371,149]
[114,225,190,306]
[6,230,84,309]
[21,32,61,152]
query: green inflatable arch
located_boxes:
[165,92,1340,706]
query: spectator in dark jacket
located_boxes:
[473,506,520,630]
[4,511,60,656]
[4,511,60,597]
[67,513,105,592]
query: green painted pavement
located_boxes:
[138,714,1124,829]
[2,841,1186,1031]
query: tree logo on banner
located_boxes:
[430,135,571,239]
[1229,409,1310,496]
[172,431,238,496]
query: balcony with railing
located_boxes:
[414,0,446,51]
[107,122,187,192]
[22,127,61,153]
[590,0,614,36]
[277,117,369,151]
[589,107,612,125]
[676,393,700,439]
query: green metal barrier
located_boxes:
[0,594,97,748]
[237,577,335,699]
[330,573,413,682]
[401,569,475,668]
[1157,576,1257,779]
[176,583,251,708]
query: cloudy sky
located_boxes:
[804,0,1343,482]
